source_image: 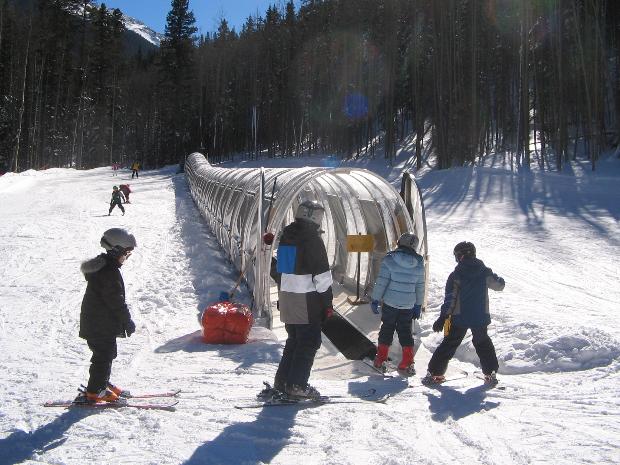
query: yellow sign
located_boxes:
[346,235,374,253]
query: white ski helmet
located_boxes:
[397,232,419,252]
[100,228,137,253]
[295,200,325,227]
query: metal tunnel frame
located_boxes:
[185,152,429,333]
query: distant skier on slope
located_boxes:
[270,200,334,400]
[119,184,131,203]
[131,161,140,179]
[423,241,505,385]
[108,185,126,216]
[76,228,137,403]
[370,232,425,374]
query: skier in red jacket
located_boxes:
[119,184,131,203]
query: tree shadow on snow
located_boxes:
[171,174,249,323]
[0,409,95,465]
[424,384,499,422]
[182,404,299,465]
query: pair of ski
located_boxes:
[362,358,503,388]
[361,358,416,378]
[234,382,391,409]
[418,371,504,390]
[44,389,181,411]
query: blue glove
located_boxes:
[412,304,422,320]
[370,300,380,314]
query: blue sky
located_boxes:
[100,0,300,35]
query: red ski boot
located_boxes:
[374,344,390,370]
[398,346,415,375]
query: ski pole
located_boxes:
[228,246,256,300]
[264,177,278,233]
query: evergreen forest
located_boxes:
[1,0,618,173]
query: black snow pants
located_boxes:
[275,323,322,389]
[109,200,125,215]
[427,325,499,376]
[86,337,118,393]
[378,303,415,347]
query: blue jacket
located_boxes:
[440,257,505,327]
[371,247,425,309]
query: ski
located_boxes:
[237,382,390,409]
[256,382,380,401]
[472,372,506,390]
[235,395,386,410]
[419,370,469,388]
[44,399,178,411]
[361,358,416,378]
[121,389,181,399]
[79,384,181,399]
[360,358,397,377]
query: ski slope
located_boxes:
[0,152,618,465]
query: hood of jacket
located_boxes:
[454,257,487,280]
[390,247,423,270]
[80,254,118,277]
[280,219,320,244]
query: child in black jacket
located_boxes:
[108,186,126,215]
[76,228,137,403]
[424,241,505,386]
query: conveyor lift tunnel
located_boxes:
[185,152,428,361]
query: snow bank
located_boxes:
[500,324,617,374]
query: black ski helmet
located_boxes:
[453,241,476,260]
[113,185,119,190]
[295,200,325,227]
[101,228,137,256]
[397,232,419,252]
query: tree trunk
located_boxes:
[12,9,32,172]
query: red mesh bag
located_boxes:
[201,301,253,344]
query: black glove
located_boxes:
[124,319,136,337]
[432,315,446,332]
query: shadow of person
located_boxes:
[347,376,409,400]
[154,329,282,371]
[0,408,95,465]
[154,330,207,353]
[424,384,499,422]
[182,404,299,465]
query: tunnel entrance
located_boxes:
[185,153,428,362]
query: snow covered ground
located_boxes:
[0,151,619,465]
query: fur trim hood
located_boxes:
[80,254,108,276]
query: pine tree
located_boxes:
[157,0,198,164]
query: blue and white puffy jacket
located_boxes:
[371,247,425,309]
[273,220,333,324]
